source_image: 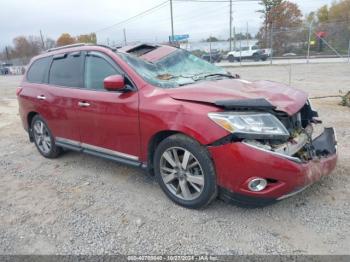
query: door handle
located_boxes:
[36,95,46,100]
[78,101,90,107]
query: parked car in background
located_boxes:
[0,63,12,75]
[17,43,337,209]
[227,45,269,62]
[201,49,222,63]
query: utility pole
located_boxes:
[233,26,236,49]
[307,20,313,64]
[39,30,45,50]
[5,46,10,62]
[269,24,273,65]
[170,0,174,43]
[123,28,127,46]
[246,22,249,47]
[229,0,233,51]
[347,39,350,63]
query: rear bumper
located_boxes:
[209,128,337,206]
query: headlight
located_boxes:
[208,112,290,140]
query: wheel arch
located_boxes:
[146,126,217,175]
[27,111,38,142]
[147,130,181,175]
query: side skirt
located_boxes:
[55,139,146,170]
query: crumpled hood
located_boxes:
[167,79,308,116]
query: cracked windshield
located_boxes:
[119,49,231,88]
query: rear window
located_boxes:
[49,53,83,87]
[26,57,51,83]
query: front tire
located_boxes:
[31,115,62,158]
[154,134,217,209]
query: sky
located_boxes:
[0,0,335,48]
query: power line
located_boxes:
[172,3,230,24]
[94,0,260,44]
[173,0,259,2]
[95,0,169,33]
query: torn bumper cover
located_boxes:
[208,128,337,206]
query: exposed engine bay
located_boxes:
[242,102,337,162]
[213,99,337,163]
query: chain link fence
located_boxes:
[178,20,350,65]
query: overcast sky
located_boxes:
[0,0,334,48]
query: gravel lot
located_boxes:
[0,63,349,255]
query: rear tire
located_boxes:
[253,53,260,61]
[154,134,217,209]
[31,115,62,158]
[227,55,235,63]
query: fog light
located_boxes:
[248,178,267,192]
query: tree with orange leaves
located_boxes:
[257,1,302,54]
[56,33,76,46]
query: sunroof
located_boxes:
[126,44,158,57]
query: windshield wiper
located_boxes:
[192,73,234,81]
[201,73,234,79]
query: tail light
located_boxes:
[16,87,23,96]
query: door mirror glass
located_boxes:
[104,75,125,91]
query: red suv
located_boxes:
[17,43,337,209]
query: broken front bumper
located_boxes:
[208,128,337,206]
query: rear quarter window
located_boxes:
[26,56,51,83]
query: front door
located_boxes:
[77,51,140,161]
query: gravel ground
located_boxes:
[0,63,349,255]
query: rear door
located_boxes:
[76,51,140,160]
[46,51,84,144]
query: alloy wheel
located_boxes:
[160,147,205,201]
[33,120,52,154]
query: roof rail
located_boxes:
[47,43,89,52]
[47,43,118,53]
[95,44,117,52]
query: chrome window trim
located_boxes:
[55,137,139,160]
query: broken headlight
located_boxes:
[208,112,290,140]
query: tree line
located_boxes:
[0,33,96,65]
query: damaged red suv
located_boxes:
[17,43,337,209]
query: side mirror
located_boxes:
[104,75,125,91]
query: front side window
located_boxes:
[118,49,229,88]
[49,53,83,87]
[27,56,51,83]
[84,52,120,90]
